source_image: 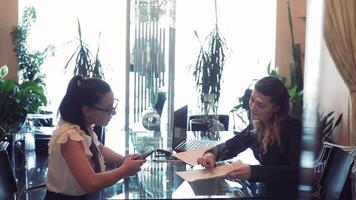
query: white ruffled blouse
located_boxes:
[45,121,105,195]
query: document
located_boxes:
[176,160,243,182]
[172,147,213,166]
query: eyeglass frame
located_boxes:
[90,98,119,118]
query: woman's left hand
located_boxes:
[225,164,251,180]
[118,154,140,166]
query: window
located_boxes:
[175,0,277,118]
[20,0,277,151]
[20,0,127,152]
[19,2,127,116]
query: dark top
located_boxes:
[206,116,301,197]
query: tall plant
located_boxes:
[265,2,304,119]
[64,17,104,79]
[0,65,46,141]
[287,1,303,91]
[63,18,105,142]
[11,6,53,87]
[230,61,303,132]
[230,88,252,131]
[267,62,303,119]
[317,110,342,143]
[256,1,304,120]
[191,0,228,115]
[230,1,304,131]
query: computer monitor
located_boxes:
[173,105,188,129]
[173,105,188,148]
[172,105,219,152]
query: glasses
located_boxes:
[90,98,119,118]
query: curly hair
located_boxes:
[251,76,290,153]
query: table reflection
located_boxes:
[19,128,295,199]
[104,161,185,199]
[103,160,268,199]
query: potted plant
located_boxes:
[266,62,303,120]
[230,61,303,132]
[63,17,106,142]
[230,1,304,128]
[0,64,9,151]
[190,0,228,130]
[230,88,252,132]
[11,6,54,88]
[317,110,342,144]
[192,25,228,116]
[64,17,104,79]
[0,65,47,149]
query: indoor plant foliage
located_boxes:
[11,6,54,88]
[230,88,252,131]
[230,1,304,130]
[4,6,49,142]
[64,17,104,79]
[63,18,106,142]
[266,62,303,120]
[317,110,342,143]
[230,61,303,132]
[314,110,342,160]
[0,65,47,142]
[191,0,228,116]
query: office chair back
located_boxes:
[319,147,353,200]
[0,150,18,200]
[153,91,166,117]
[314,145,332,184]
[173,105,188,129]
[188,115,229,131]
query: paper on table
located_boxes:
[176,160,243,182]
[172,146,214,166]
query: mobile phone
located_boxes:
[134,147,155,160]
[155,149,172,157]
[152,155,182,163]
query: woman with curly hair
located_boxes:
[197,76,301,198]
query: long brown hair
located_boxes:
[252,76,290,153]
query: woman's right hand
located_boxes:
[121,157,146,176]
[197,152,216,169]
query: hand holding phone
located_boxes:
[133,147,155,160]
[155,149,172,157]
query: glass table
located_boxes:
[101,129,282,199]
[18,128,297,199]
[102,160,268,199]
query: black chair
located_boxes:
[0,150,18,199]
[188,114,229,131]
[0,150,46,200]
[313,144,332,184]
[25,113,55,156]
[317,146,353,200]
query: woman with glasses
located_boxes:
[197,76,302,198]
[45,75,146,200]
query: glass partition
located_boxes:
[298,0,326,198]
[126,0,176,152]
